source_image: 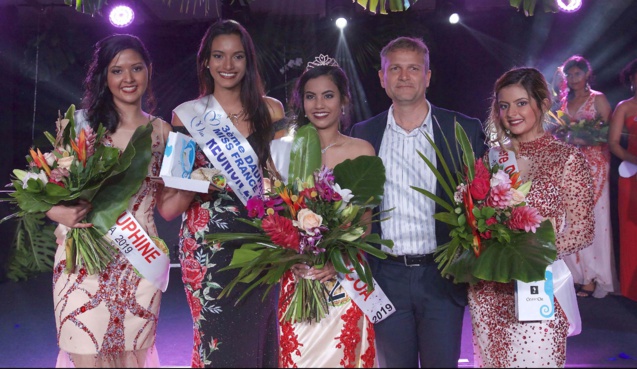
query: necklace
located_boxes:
[321,134,343,154]
[226,109,244,125]
[321,142,338,154]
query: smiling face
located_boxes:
[106,48,148,108]
[207,33,246,92]
[497,84,547,142]
[303,75,344,131]
[379,49,431,106]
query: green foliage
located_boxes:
[6,213,56,282]
[287,124,321,188]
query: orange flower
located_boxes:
[278,187,305,218]
[463,189,482,257]
[70,129,87,166]
[509,171,522,189]
[30,148,51,176]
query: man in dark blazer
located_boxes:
[350,36,486,368]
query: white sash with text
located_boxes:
[107,210,170,292]
[337,263,395,324]
[174,95,263,206]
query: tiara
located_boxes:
[306,54,339,70]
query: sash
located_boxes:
[336,262,396,324]
[489,146,581,336]
[174,95,263,206]
[107,210,170,292]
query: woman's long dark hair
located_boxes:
[82,34,155,133]
[196,19,273,169]
[291,65,351,130]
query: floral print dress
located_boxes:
[178,137,279,368]
[468,134,595,368]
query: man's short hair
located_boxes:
[380,36,430,71]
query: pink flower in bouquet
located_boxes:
[247,197,265,218]
[507,205,543,233]
[261,213,301,251]
[486,179,512,209]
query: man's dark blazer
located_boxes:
[349,104,487,248]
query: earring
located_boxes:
[206,65,209,69]
[505,129,511,135]
[341,106,345,116]
[631,84,635,93]
[304,114,307,118]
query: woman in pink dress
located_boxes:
[46,35,172,367]
[609,58,637,302]
[559,55,617,298]
[472,67,595,367]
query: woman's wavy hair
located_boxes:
[485,67,550,151]
[560,55,593,102]
[196,19,273,169]
[82,34,155,133]
[290,64,351,131]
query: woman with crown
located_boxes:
[273,54,378,368]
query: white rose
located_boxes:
[294,208,323,231]
[57,156,74,170]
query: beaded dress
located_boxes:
[561,92,618,298]
[468,134,595,368]
[52,117,167,367]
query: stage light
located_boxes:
[557,0,582,12]
[449,12,460,24]
[109,5,135,28]
[335,17,348,29]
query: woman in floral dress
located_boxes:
[157,19,285,368]
[274,58,377,368]
[559,55,617,299]
[47,34,172,367]
[472,67,595,367]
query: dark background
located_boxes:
[1,0,635,277]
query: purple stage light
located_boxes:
[109,5,135,27]
[557,0,582,13]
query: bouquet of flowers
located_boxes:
[207,124,393,323]
[546,110,609,146]
[412,121,556,285]
[1,105,153,275]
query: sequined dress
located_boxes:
[178,136,279,368]
[278,272,376,368]
[618,115,637,301]
[468,134,595,368]
[561,93,618,297]
[52,118,167,367]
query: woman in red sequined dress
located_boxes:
[609,58,637,302]
[472,67,595,367]
[274,57,377,368]
[46,35,172,367]
[558,55,618,299]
